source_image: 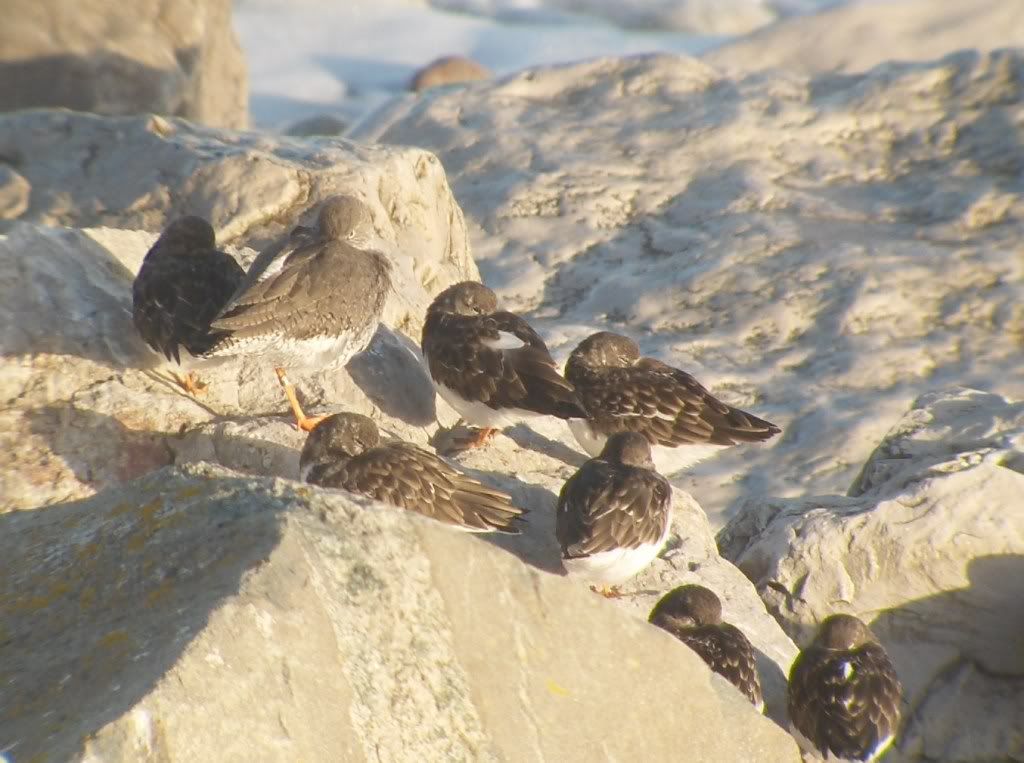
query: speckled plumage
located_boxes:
[788,614,902,762]
[564,332,780,463]
[300,413,526,533]
[649,585,764,712]
[421,281,587,426]
[206,195,391,369]
[131,216,245,365]
[555,432,672,586]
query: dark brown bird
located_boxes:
[564,331,780,472]
[649,584,764,712]
[555,432,672,595]
[132,215,245,394]
[788,614,902,762]
[421,281,586,451]
[300,412,526,533]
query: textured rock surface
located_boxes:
[719,388,1024,762]
[0,463,800,762]
[707,0,1024,75]
[360,50,1024,530]
[0,0,248,128]
[410,55,492,92]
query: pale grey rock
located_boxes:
[410,55,492,92]
[0,0,248,128]
[0,111,476,304]
[0,463,800,762]
[361,50,1024,533]
[719,387,1024,762]
[707,0,1024,75]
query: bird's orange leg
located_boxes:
[274,367,327,432]
[590,585,625,599]
[173,370,207,396]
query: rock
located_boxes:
[0,462,800,761]
[361,50,1024,531]
[0,0,248,128]
[706,0,1024,75]
[283,113,349,137]
[719,388,1024,762]
[0,111,475,292]
[410,55,492,92]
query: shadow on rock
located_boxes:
[869,553,1024,762]
[462,466,565,576]
[346,325,437,427]
[0,466,287,761]
[504,424,588,468]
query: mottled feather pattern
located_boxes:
[676,624,764,709]
[789,642,902,761]
[312,441,525,533]
[565,360,779,447]
[422,310,586,419]
[132,235,245,363]
[556,458,671,558]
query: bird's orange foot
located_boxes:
[438,426,500,455]
[590,585,625,599]
[174,371,208,396]
[296,414,329,432]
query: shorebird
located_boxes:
[788,614,902,762]
[132,215,245,394]
[300,412,526,533]
[555,432,672,596]
[649,584,764,712]
[564,331,780,472]
[421,280,586,452]
[207,195,392,430]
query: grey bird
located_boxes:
[207,195,393,430]
[132,215,245,394]
[555,432,672,595]
[788,614,902,762]
[300,412,526,533]
[564,331,780,472]
[649,584,764,712]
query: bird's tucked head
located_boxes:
[600,431,656,470]
[157,215,217,253]
[427,281,498,317]
[649,584,724,630]
[299,412,381,482]
[317,195,376,245]
[813,614,876,651]
[567,331,641,370]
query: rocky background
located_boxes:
[1,1,1022,761]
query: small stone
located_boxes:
[410,55,491,92]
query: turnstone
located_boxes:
[564,331,780,472]
[788,614,902,762]
[649,584,764,712]
[300,412,526,533]
[421,281,587,451]
[555,431,672,595]
[208,195,393,430]
[131,215,245,394]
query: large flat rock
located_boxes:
[355,50,1024,531]
[719,388,1024,762]
[0,463,799,762]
